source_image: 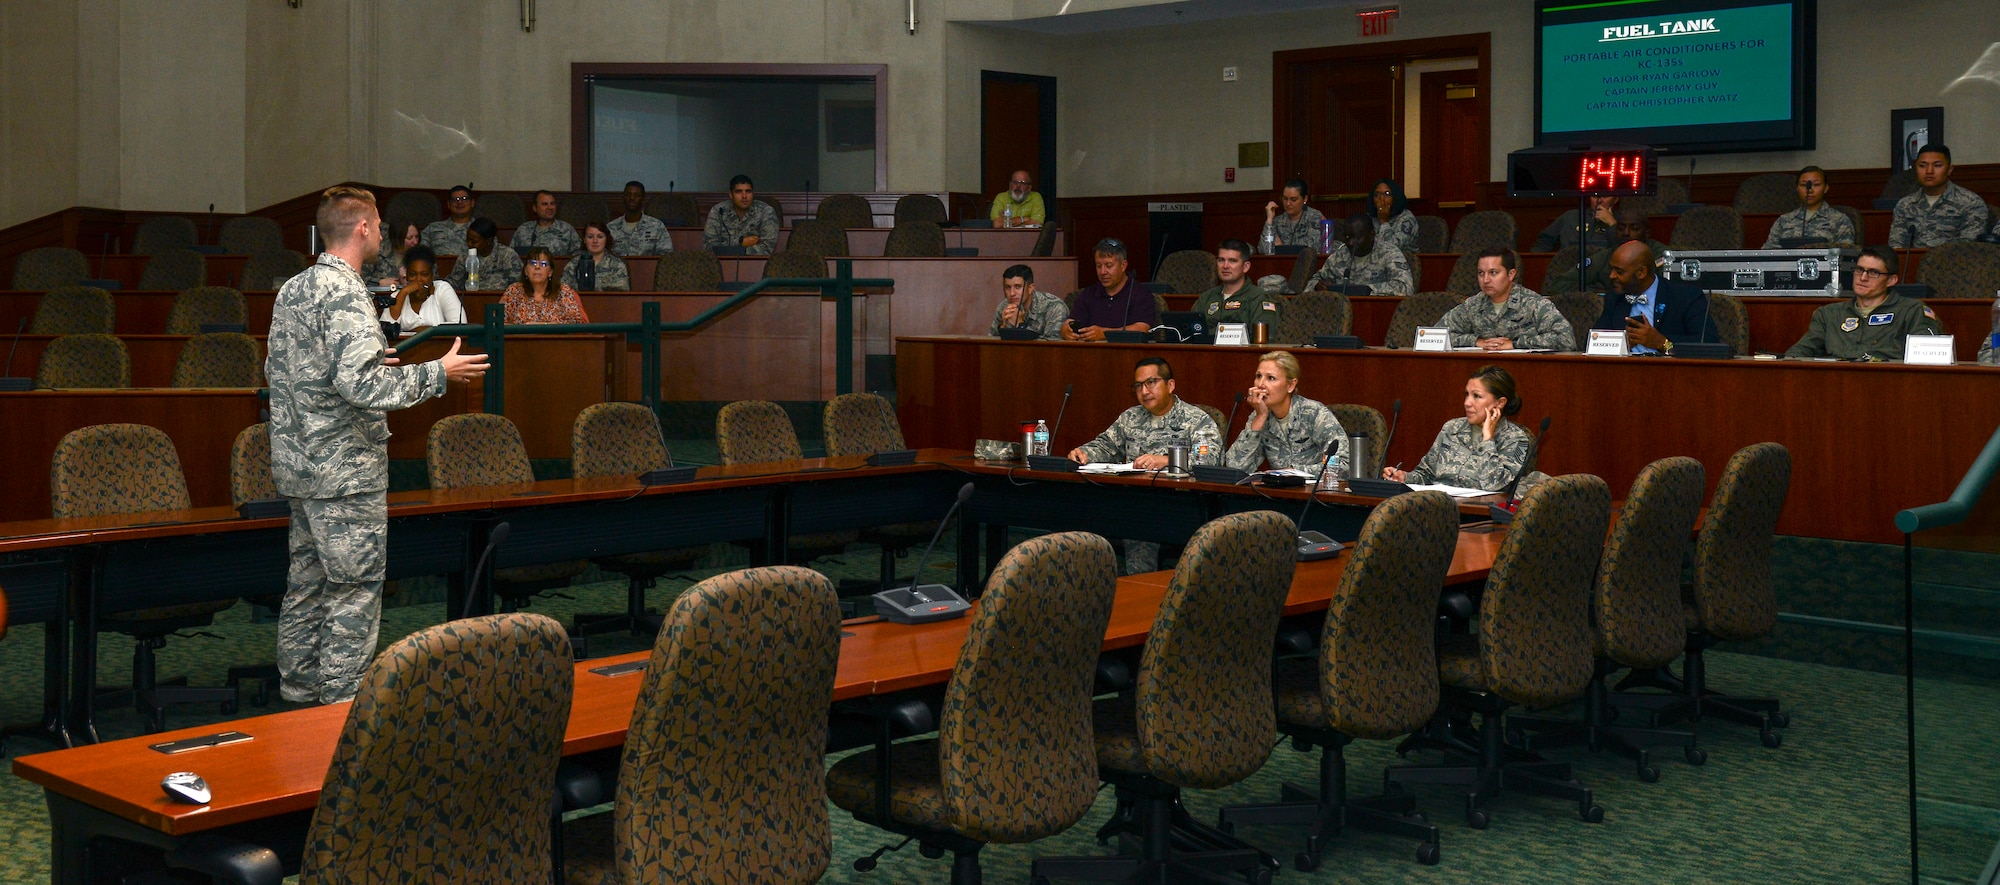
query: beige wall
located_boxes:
[118,0,246,213]
[0,1,82,226]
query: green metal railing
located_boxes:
[1897,427,2000,534]
[395,258,891,413]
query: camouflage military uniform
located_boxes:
[1309,243,1413,296]
[1375,209,1421,253]
[1405,418,1534,492]
[1076,396,1222,574]
[1190,282,1283,326]
[1785,292,1942,361]
[360,247,402,284]
[1890,183,1990,248]
[1532,209,1618,253]
[1761,206,1857,248]
[988,290,1069,340]
[560,253,630,291]
[267,253,447,704]
[608,213,673,256]
[444,245,523,292]
[1266,207,1327,251]
[1438,284,1576,351]
[510,219,582,256]
[420,219,470,256]
[1978,333,2000,366]
[1225,394,1347,476]
[703,201,781,255]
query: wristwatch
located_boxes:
[1661,338,1674,355]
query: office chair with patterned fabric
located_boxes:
[426,414,589,612]
[217,423,284,707]
[821,394,937,589]
[242,250,310,290]
[1153,250,1218,295]
[474,193,527,227]
[827,532,1118,885]
[893,194,948,225]
[1404,247,1422,292]
[883,221,946,257]
[36,334,131,389]
[1325,403,1386,473]
[1705,293,1750,355]
[786,218,850,260]
[1386,474,1611,828]
[1415,215,1450,253]
[1543,247,1586,294]
[653,250,724,291]
[31,286,114,334]
[1668,206,1743,250]
[133,216,199,255]
[1441,252,1481,296]
[1031,220,1060,257]
[165,287,248,335]
[815,193,875,230]
[1916,241,2000,299]
[217,217,285,255]
[1031,511,1296,883]
[1383,292,1467,348]
[568,403,707,639]
[1270,291,1350,344]
[171,333,262,388]
[651,193,700,227]
[560,193,609,230]
[758,195,788,227]
[1732,173,1800,214]
[12,247,88,289]
[761,250,831,292]
[1286,249,1317,295]
[384,191,443,227]
[1195,404,1228,442]
[50,424,238,733]
[139,249,207,290]
[1549,292,1604,350]
[1219,490,1460,868]
[1448,210,1517,254]
[564,567,841,885]
[716,401,859,563]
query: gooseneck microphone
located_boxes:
[1027,384,1078,472]
[1381,398,1401,463]
[1222,391,1246,441]
[904,482,975,601]
[1293,438,1344,561]
[0,317,30,391]
[462,522,512,620]
[1051,382,1072,445]
[873,483,978,623]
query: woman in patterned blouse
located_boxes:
[559,221,630,292]
[501,247,590,324]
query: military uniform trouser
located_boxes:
[278,490,387,704]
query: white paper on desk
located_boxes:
[1407,482,1496,498]
[1078,462,1142,474]
[1452,347,1536,353]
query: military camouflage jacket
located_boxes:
[1405,418,1533,492]
[703,201,780,254]
[607,214,673,256]
[267,253,446,500]
[419,219,470,256]
[1890,183,1991,248]
[1761,206,1856,248]
[510,219,582,256]
[1374,210,1421,253]
[1076,397,1224,466]
[560,253,630,292]
[1532,209,1618,253]
[1266,207,1326,251]
[1785,293,1942,361]
[988,290,1068,340]
[1225,394,1347,476]
[1438,285,1576,351]
[1309,243,1413,296]
[444,245,523,292]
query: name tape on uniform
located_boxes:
[1413,328,1452,352]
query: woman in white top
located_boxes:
[380,245,465,334]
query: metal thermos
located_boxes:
[1346,433,1372,480]
[1166,444,1191,475]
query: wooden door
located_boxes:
[1419,71,1482,205]
[981,73,1058,200]
[1287,60,1398,200]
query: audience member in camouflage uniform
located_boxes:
[608,181,672,256]
[1762,166,1857,249]
[445,217,522,292]
[1069,357,1225,574]
[1224,350,1347,477]
[1890,144,1991,248]
[267,187,487,704]
[510,190,581,256]
[420,185,476,257]
[1787,246,1942,361]
[364,221,420,284]
[1308,215,1413,296]
[1385,364,1535,492]
[704,174,779,255]
[1371,178,1421,253]
[1264,178,1327,252]
[988,264,1067,340]
[1439,247,1576,351]
[1533,194,1620,253]
[1190,239,1284,327]
[561,222,630,292]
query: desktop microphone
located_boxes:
[207,203,216,247]
[1026,384,1077,472]
[462,521,511,620]
[1292,438,1344,561]
[669,180,675,192]
[1223,391,1246,440]
[1190,392,1250,485]
[873,483,976,623]
[0,318,30,391]
[1487,416,1553,525]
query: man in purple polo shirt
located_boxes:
[1062,238,1158,341]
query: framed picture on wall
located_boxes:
[1889,107,1944,170]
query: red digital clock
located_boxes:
[1507,144,1658,198]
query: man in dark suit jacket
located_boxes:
[1593,240,1720,354]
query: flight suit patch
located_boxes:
[1867,313,1893,326]
[1840,317,1859,332]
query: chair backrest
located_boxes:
[384,191,443,227]
[1621,193,1669,219]
[474,194,528,228]
[1404,247,1422,291]
[1195,403,1227,438]
[1669,206,1743,250]
[1384,291,1466,348]
[1706,292,1750,355]
[716,400,801,465]
[1542,246,1585,294]
[1655,178,1690,205]
[1915,241,2000,299]
[50,423,189,518]
[1320,490,1459,738]
[559,193,608,229]
[1325,403,1386,470]
[882,221,945,257]
[653,250,724,291]
[936,531,1118,842]
[1153,250,1217,295]
[761,250,830,291]
[613,566,840,882]
[785,218,850,260]
[1691,442,1790,641]
[821,392,904,457]
[651,193,701,227]
[1285,249,1316,295]
[1477,473,1610,707]
[1548,291,1604,348]
[426,413,534,489]
[32,286,114,334]
[1449,210,1517,253]
[758,195,787,227]
[1833,205,1865,247]
[1597,457,1705,669]
[1443,251,1481,296]
[243,250,310,290]
[1415,215,1450,253]
[299,613,573,884]
[1030,221,1059,257]
[572,401,669,477]
[217,216,285,254]
[893,193,947,225]
[814,193,875,230]
[1733,172,1800,214]
[1135,511,1295,788]
[139,249,207,290]
[12,247,89,290]
[1270,290,1350,345]
[1880,167,1920,201]
[36,334,130,389]
[229,423,276,506]
[171,332,262,388]
[165,286,248,335]
[133,216,198,255]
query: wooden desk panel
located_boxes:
[0,291,278,337]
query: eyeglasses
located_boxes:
[1130,377,1166,391]
[1010,180,1031,186]
[526,259,551,268]
[1853,266,1889,279]
[1373,190,1392,197]
[449,194,472,202]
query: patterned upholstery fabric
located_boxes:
[1916,241,2000,299]
[653,250,724,291]
[1415,215,1449,253]
[1195,404,1227,438]
[760,250,830,292]
[230,423,276,506]
[1031,221,1059,257]
[1285,249,1316,295]
[822,393,905,456]
[1270,290,1350,344]
[572,402,670,476]
[51,423,190,518]
[12,247,88,289]
[893,194,948,225]
[242,250,310,290]
[1153,250,1217,295]
[1835,205,1865,247]
[1690,443,1790,641]
[1543,247,1585,294]
[1275,491,1458,739]
[1549,291,1604,348]
[171,332,263,388]
[165,287,248,335]
[1448,474,1609,708]
[133,216,198,255]
[1405,248,1422,292]
[1443,251,1481,296]
[1597,457,1705,669]
[1383,291,1467,348]
[559,194,609,230]
[1325,403,1386,471]
[826,532,1118,843]
[785,218,850,260]
[1669,206,1743,250]
[299,613,573,885]
[716,400,802,465]
[650,193,700,228]
[1707,293,1751,356]
[1448,210,1518,254]
[1880,168,1920,201]
[476,194,528,227]
[384,191,443,226]
[36,334,130,389]
[1733,173,1801,214]
[217,216,285,254]
[883,221,946,257]
[815,193,875,230]
[1621,193,1669,219]
[31,286,114,334]
[139,249,207,290]
[428,413,535,488]
[758,196,787,227]
[1655,178,1690,206]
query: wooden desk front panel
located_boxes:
[0,291,278,338]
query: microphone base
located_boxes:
[0,377,31,392]
[639,466,699,486]
[236,498,291,520]
[874,584,972,624]
[1297,531,1344,562]
[1026,454,1080,473]
[1191,465,1247,485]
[1344,478,1413,497]
[864,449,917,467]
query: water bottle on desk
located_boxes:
[1003,204,1013,228]
[1032,419,1050,456]
[1261,224,1275,255]
[1320,219,1335,254]
[465,246,481,290]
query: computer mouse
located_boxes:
[161,771,210,805]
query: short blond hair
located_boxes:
[1258,350,1300,381]
[316,186,378,246]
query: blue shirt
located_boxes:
[1627,276,1661,354]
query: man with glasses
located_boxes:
[1762,166,1856,249]
[1787,246,1940,361]
[1067,356,1223,574]
[1890,144,1990,248]
[421,184,477,256]
[510,190,582,256]
[989,170,1045,228]
[1263,178,1325,252]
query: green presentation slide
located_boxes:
[1542,3,1793,132]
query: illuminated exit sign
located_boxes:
[1357,5,1398,37]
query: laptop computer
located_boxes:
[1158,310,1212,344]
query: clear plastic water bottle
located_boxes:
[1003,204,1013,227]
[1033,419,1050,456]
[1320,219,1336,254]
[465,246,481,290]
[1261,224,1275,255]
